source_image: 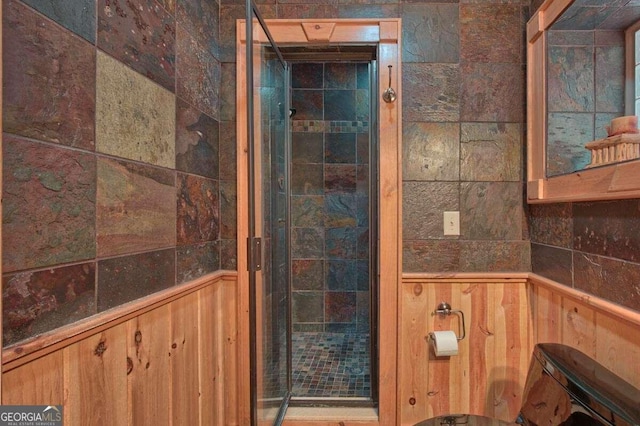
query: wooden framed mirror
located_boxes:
[527,0,640,202]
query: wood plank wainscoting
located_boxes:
[2,271,640,425]
[399,273,640,426]
[1,270,239,426]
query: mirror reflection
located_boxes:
[546,0,640,177]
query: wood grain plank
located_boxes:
[223,279,239,424]
[426,284,452,418]
[532,285,562,344]
[2,350,63,406]
[399,283,429,424]
[467,283,489,417]
[127,305,171,426]
[594,312,640,389]
[63,323,128,426]
[560,297,596,358]
[199,285,219,426]
[171,292,200,426]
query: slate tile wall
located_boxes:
[2,0,234,346]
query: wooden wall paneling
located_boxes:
[199,285,221,425]
[531,285,562,344]
[492,284,529,421]
[222,279,239,424]
[171,292,200,426]
[399,282,430,424]
[467,283,490,417]
[560,298,596,358]
[2,351,63,406]
[63,323,128,425]
[426,284,453,418]
[594,312,640,389]
[446,284,467,416]
[127,304,172,426]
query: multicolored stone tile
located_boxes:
[324,90,356,121]
[96,52,176,168]
[460,182,523,240]
[573,200,640,263]
[326,260,357,291]
[292,90,324,120]
[595,45,624,113]
[220,63,237,122]
[292,63,324,89]
[177,241,220,283]
[3,135,96,272]
[356,227,369,260]
[176,26,221,120]
[573,253,640,312]
[177,173,220,245]
[3,263,96,346]
[325,292,356,323]
[220,239,238,270]
[460,241,530,272]
[338,4,399,19]
[531,243,573,285]
[97,249,175,312]
[547,46,594,112]
[219,121,237,181]
[357,260,369,291]
[277,4,339,19]
[402,4,459,63]
[325,63,356,89]
[292,196,325,227]
[357,133,369,165]
[403,63,460,122]
[177,0,219,57]
[325,133,356,163]
[460,5,521,63]
[356,89,370,121]
[403,182,459,240]
[403,240,461,273]
[460,62,524,122]
[3,0,96,150]
[292,163,324,195]
[97,158,176,257]
[292,228,324,258]
[403,122,460,181]
[292,291,324,323]
[292,132,324,164]
[220,180,237,239]
[325,164,357,193]
[546,112,593,176]
[324,194,356,228]
[176,99,219,179]
[326,227,357,259]
[22,0,96,43]
[528,203,573,248]
[460,123,522,182]
[97,0,176,91]
[292,260,324,291]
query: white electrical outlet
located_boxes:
[443,211,460,236]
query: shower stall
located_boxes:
[239,5,401,424]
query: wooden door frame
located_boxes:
[236,18,402,425]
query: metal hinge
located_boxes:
[248,237,262,271]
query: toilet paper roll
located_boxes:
[431,330,459,357]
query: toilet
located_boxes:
[415,343,640,426]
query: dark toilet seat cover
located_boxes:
[414,414,518,426]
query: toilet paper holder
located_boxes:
[429,301,466,341]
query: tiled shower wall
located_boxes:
[290,62,371,333]
[217,0,531,275]
[2,0,237,346]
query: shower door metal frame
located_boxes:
[237,18,402,424]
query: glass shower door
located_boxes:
[247,3,290,424]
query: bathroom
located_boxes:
[2,0,640,424]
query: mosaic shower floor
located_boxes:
[291,332,371,398]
